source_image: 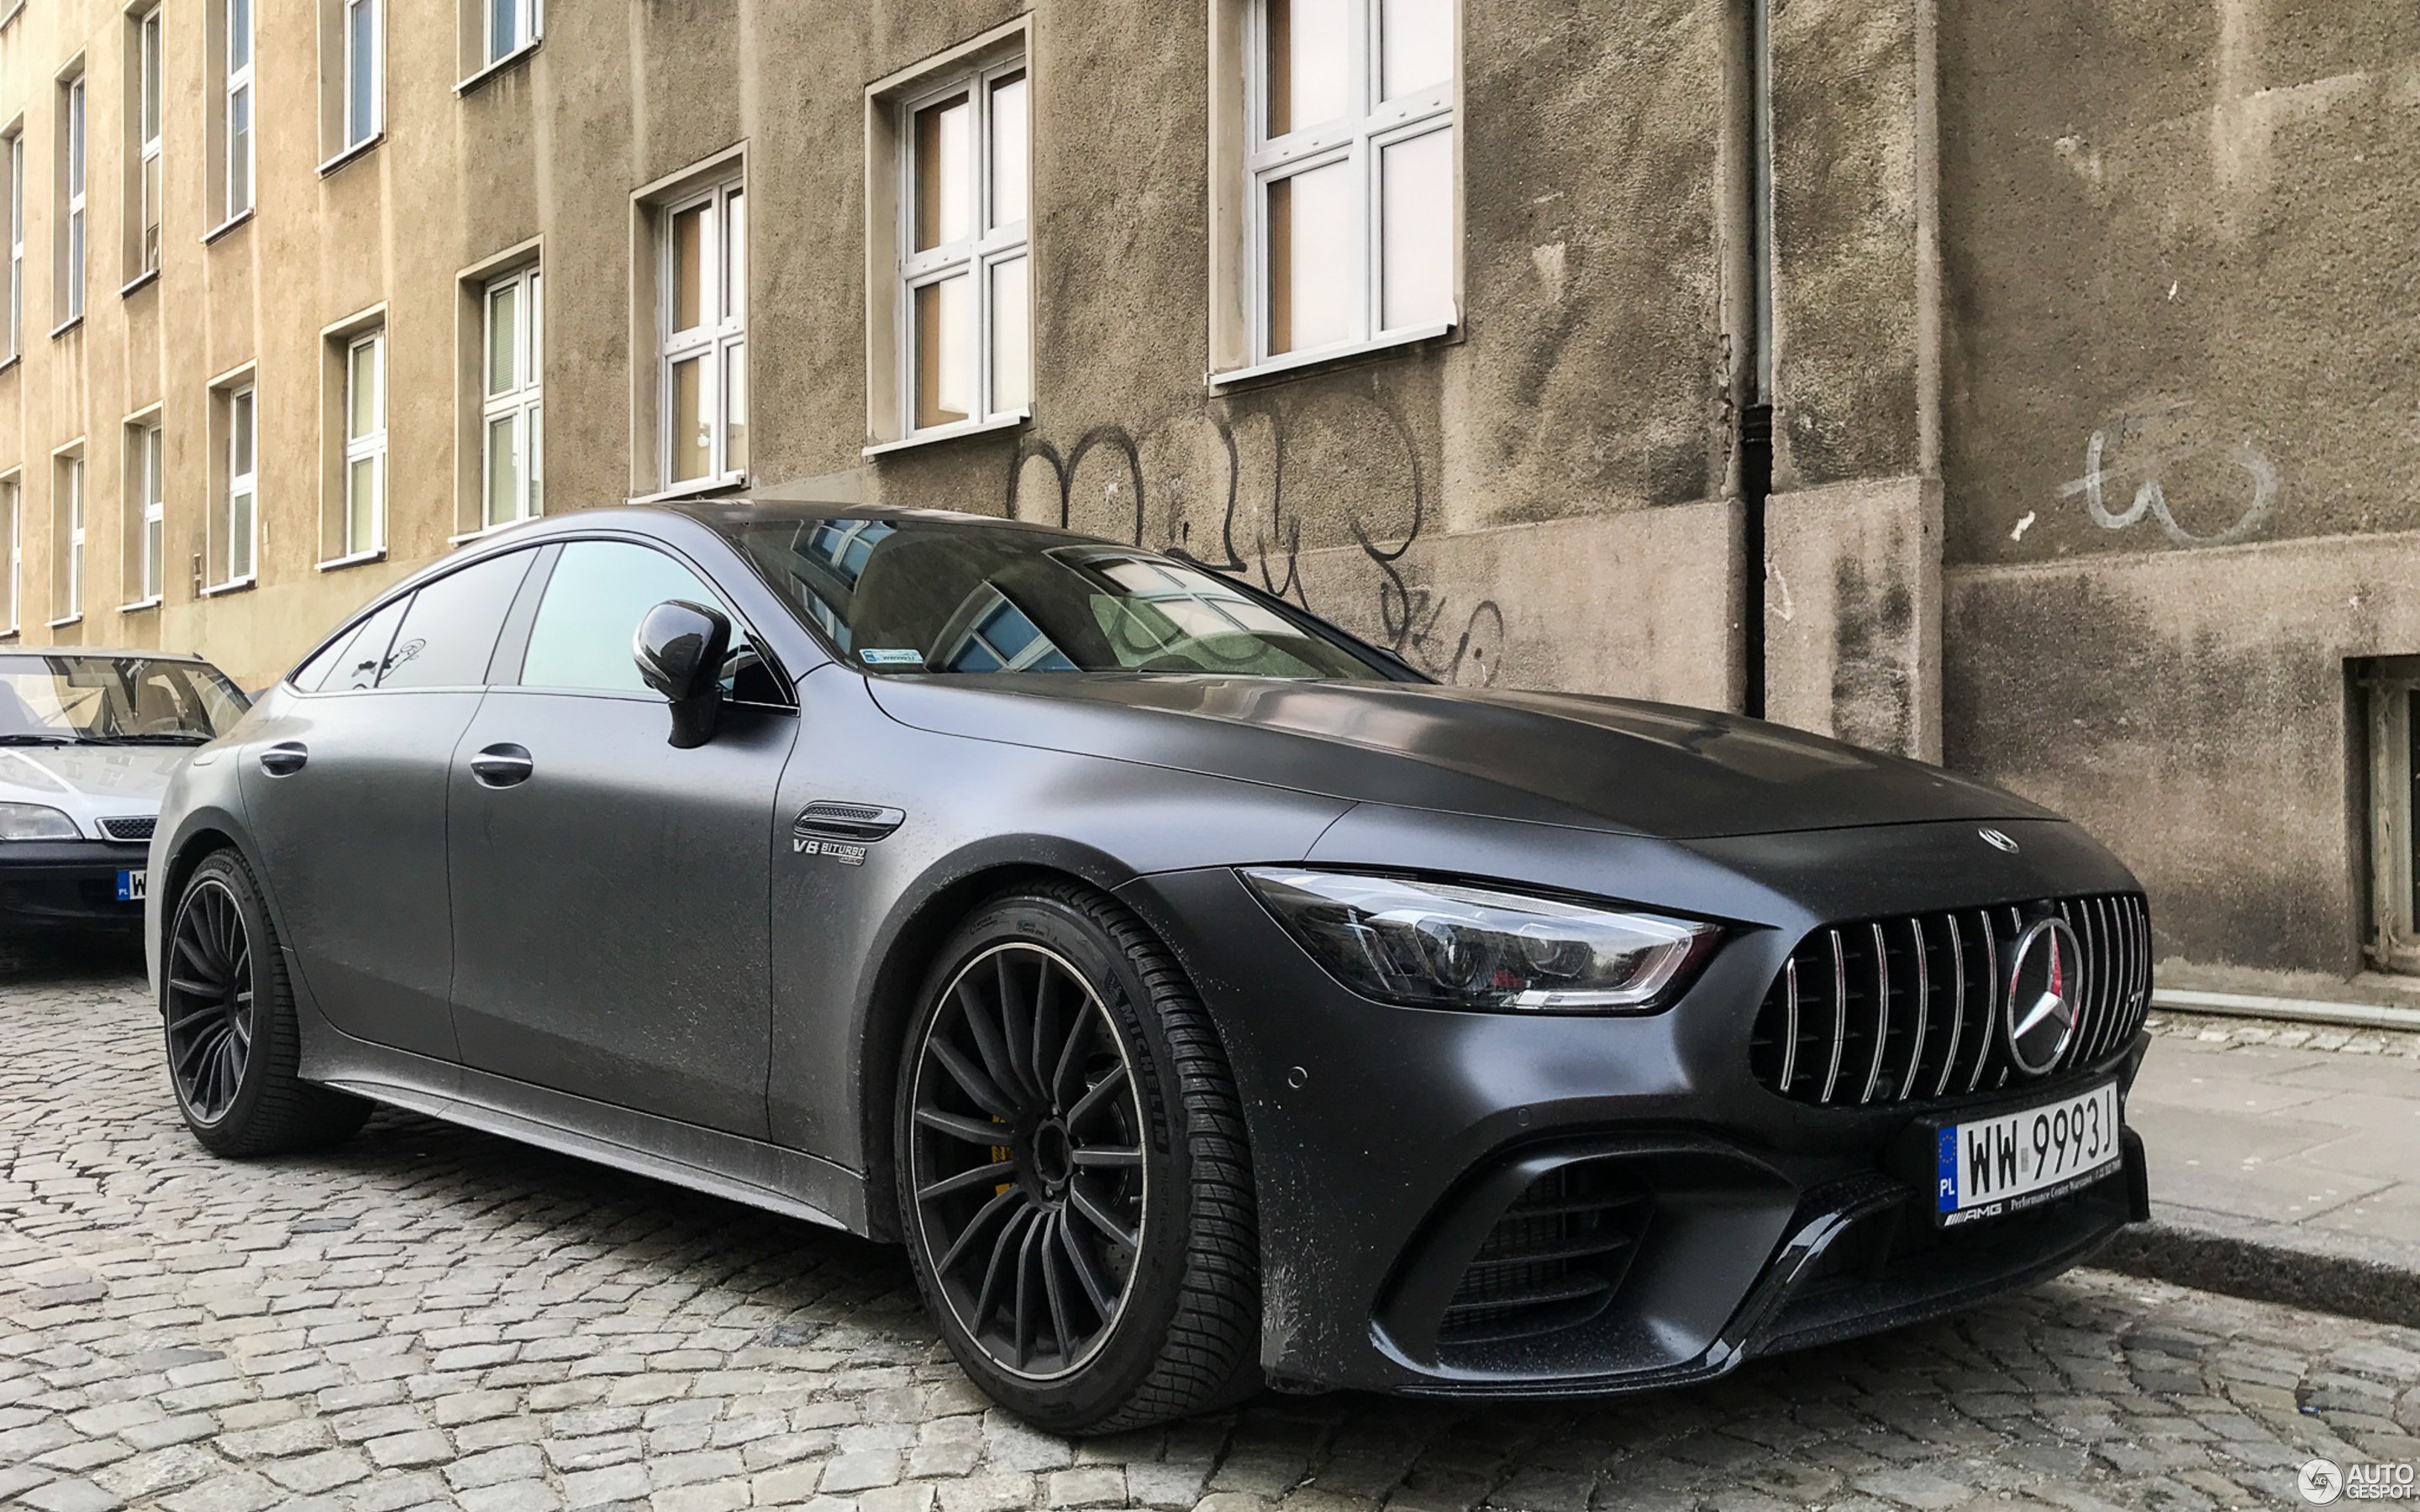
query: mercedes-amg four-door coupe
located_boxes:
[149,500,2152,1432]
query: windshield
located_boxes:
[721,516,1402,680]
[0,655,250,744]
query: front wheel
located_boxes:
[897,885,1261,1433]
[163,849,368,1156]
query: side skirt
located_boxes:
[300,1002,871,1236]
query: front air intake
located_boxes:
[1747,894,2150,1108]
[1436,1165,1651,1349]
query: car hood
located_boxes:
[0,744,184,838]
[866,675,2060,840]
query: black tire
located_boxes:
[163,848,370,1157]
[896,883,1260,1433]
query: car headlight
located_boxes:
[0,803,79,841]
[1241,868,1716,1013]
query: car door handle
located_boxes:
[470,744,534,789]
[257,742,308,777]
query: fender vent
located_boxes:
[792,801,906,843]
[1437,1166,1651,1348]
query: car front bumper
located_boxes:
[1118,816,2152,1397]
[0,840,150,932]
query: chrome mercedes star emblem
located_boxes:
[2002,917,2084,1076]
[1980,828,2018,853]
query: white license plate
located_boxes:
[116,869,146,902]
[1934,1080,2122,1226]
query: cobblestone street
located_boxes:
[4,951,2418,1512]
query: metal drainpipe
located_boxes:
[1739,0,1776,719]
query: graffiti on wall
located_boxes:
[2056,409,2281,548]
[1002,393,1503,685]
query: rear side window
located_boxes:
[296,596,411,693]
[378,551,535,690]
[518,540,776,701]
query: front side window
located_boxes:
[897,58,1028,435]
[0,654,248,743]
[519,539,767,697]
[345,0,382,150]
[658,178,746,489]
[224,0,254,218]
[1248,0,1455,363]
[219,383,256,584]
[293,594,408,692]
[722,517,1401,680]
[344,331,385,554]
[483,266,543,527]
[60,74,86,323]
[135,6,163,276]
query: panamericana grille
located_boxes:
[1437,1165,1651,1349]
[99,816,156,842]
[1748,894,2150,1108]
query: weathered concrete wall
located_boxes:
[1936,1,2420,979]
[1765,476,1941,760]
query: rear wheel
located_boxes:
[164,850,368,1156]
[897,885,1260,1433]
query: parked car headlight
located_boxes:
[0,803,79,841]
[1241,868,1716,1012]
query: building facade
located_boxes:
[0,0,2413,998]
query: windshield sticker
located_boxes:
[859,648,926,668]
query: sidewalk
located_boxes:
[2107,1013,2420,1326]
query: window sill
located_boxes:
[0,354,19,379]
[318,132,386,179]
[456,40,541,96]
[1207,320,1457,391]
[50,314,84,341]
[45,613,82,629]
[628,473,747,506]
[202,207,255,246]
[862,410,1031,459]
[449,516,538,546]
[198,575,255,598]
[119,267,160,299]
[116,596,161,614]
[316,549,386,573]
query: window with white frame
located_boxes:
[134,420,164,602]
[329,0,382,158]
[342,330,385,554]
[655,176,746,489]
[213,381,255,585]
[55,451,84,620]
[482,0,539,69]
[133,5,163,276]
[1243,0,1455,366]
[0,477,18,633]
[58,71,86,325]
[222,0,254,219]
[482,265,542,527]
[894,55,1029,437]
[4,129,22,360]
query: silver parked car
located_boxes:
[0,648,250,935]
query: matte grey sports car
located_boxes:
[149,500,2153,1431]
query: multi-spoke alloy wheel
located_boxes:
[908,942,1147,1379]
[166,877,255,1124]
[160,849,369,1157]
[897,886,1261,1433]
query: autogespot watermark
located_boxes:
[2302,1457,2419,1504]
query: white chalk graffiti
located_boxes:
[2058,428,2279,548]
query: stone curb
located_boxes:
[2097,1202,2420,1333]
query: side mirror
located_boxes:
[634,600,731,749]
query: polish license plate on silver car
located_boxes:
[116,869,146,902]
[1934,1080,2122,1226]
